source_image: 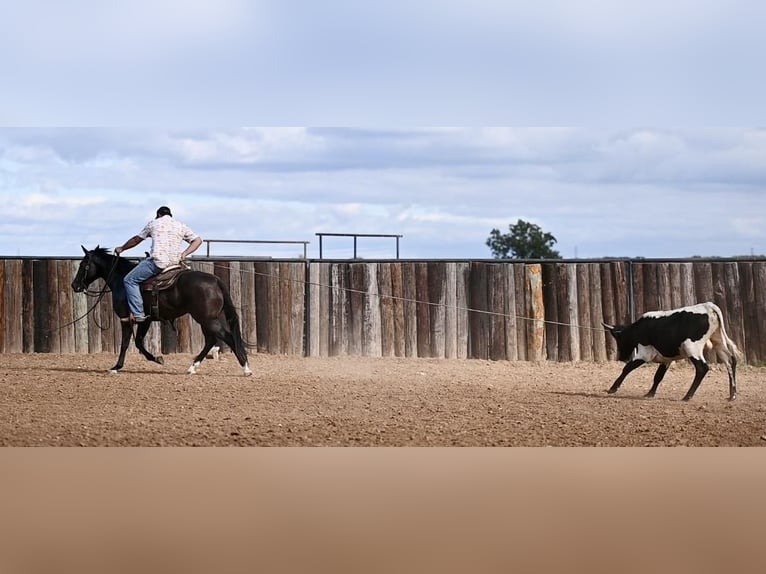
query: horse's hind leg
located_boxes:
[203,319,252,376]
[187,328,219,375]
[134,321,164,365]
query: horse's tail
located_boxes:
[217,277,252,359]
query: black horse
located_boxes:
[71,246,252,376]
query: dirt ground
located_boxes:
[1,352,764,446]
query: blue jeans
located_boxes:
[124,258,161,317]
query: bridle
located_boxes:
[58,251,123,332]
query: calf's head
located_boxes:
[602,322,636,362]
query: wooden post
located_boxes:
[469,262,489,360]
[527,263,544,362]
[46,260,61,353]
[362,263,382,358]
[589,264,607,362]
[254,261,271,354]
[228,261,242,350]
[679,263,695,307]
[402,263,417,358]
[631,263,645,319]
[669,264,682,309]
[278,262,292,354]
[307,262,321,357]
[329,263,349,357]
[693,262,714,303]
[612,261,629,326]
[738,262,760,365]
[600,263,616,360]
[575,264,593,362]
[32,260,51,353]
[290,263,305,356]
[555,264,572,362]
[456,262,470,359]
[6,261,23,352]
[391,263,406,358]
[514,263,528,361]
[657,262,673,310]
[348,263,365,356]
[378,263,395,357]
[444,262,458,359]
[240,261,258,353]
[504,264,518,361]
[70,260,88,354]
[57,260,75,353]
[723,263,745,357]
[753,262,766,364]
[318,263,330,357]
[566,264,580,362]
[541,263,558,362]
[428,262,446,358]
[415,263,431,357]
[642,263,659,313]
[0,261,5,352]
[4,260,24,353]
[487,263,506,361]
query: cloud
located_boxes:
[1,127,765,258]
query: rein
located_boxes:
[53,253,123,333]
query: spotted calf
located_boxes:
[603,302,741,401]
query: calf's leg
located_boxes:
[645,363,669,398]
[607,359,645,394]
[682,357,709,401]
[728,355,737,401]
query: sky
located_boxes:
[1,1,764,260]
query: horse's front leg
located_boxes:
[134,321,164,365]
[110,322,134,373]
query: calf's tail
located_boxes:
[709,302,742,359]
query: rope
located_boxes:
[50,255,121,334]
[202,261,609,333]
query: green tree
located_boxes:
[486,219,562,259]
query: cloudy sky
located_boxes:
[1,2,764,260]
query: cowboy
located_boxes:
[115,206,202,322]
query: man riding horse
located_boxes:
[115,206,202,323]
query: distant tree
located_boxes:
[486,219,562,259]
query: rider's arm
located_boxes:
[180,236,203,260]
[115,235,144,255]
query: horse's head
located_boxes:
[72,245,110,293]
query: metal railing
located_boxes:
[315,233,403,259]
[203,239,310,259]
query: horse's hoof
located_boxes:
[108,369,119,375]
[155,356,164,365]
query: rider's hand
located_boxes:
[115,247,123,256]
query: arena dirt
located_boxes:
[1,352,764,446]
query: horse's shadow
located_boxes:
[44,365,176,376]
[549,390,674,402]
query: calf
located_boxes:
[603,302,741,401]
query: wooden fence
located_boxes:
[1,257,765,364]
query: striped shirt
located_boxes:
[138,215,199,269]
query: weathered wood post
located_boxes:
[526,263,545,362]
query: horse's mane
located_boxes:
[91,246,113,258]
[89,246,134,271]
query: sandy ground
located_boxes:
[1,352,764,446]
